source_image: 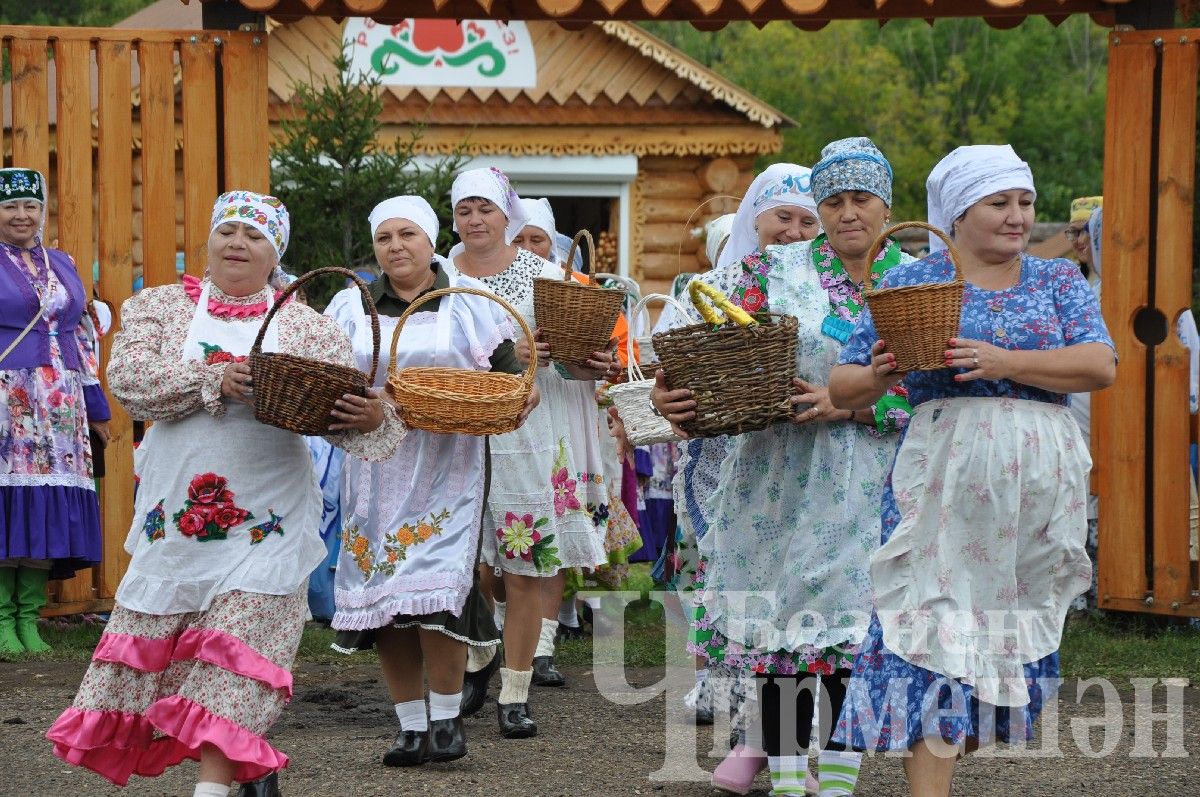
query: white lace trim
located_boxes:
[0,473,94,490]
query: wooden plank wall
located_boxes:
[1096,30,1200,617]
[0,26,269,615]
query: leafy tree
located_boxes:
[0,0,157,27]
[270,50,465,309]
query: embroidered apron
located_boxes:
[332,290,485,631]
[871,397,1092,707]
[116,282,324,615]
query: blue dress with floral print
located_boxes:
[832,251,1113,750]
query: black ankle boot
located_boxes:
[236,772,282,797]
[496,702,537,739]
[461,649,500,716]
[427,716,467,762]
[382,729,428,767]
[531,655,566,687]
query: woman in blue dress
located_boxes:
[829,145,1116,796]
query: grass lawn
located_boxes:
[21,575,1200,684]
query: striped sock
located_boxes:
[817,750,862,796]
[768,755,808,796]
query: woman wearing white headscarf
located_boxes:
[830,144,1115,795]
[444,168,618,738]
[653,145,912,796]
[325,196,537,767]
[48,191,406,797]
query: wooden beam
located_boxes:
[139,41,180,289]
[53,39,95,295]
[221,34,271,192]
[8,38,50,182]
[181,36,220,277]
[1095,31,1155,607]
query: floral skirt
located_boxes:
[46,587,306,786]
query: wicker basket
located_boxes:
[609,293,691,446]
[386,286,537,436]
[250,267,378,435]
[532,230,627,366]
[865,221,965,372]
[652,281,798,438]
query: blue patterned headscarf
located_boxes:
[810,137,893,208]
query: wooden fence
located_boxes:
[1096,28,1200,617]
[1,25,269,615]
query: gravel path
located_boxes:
[2,659,1195,796]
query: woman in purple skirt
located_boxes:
[0,167,110,656]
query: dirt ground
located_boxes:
[1,659,1196,797]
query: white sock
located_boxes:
[534,617,557,657]
[493,599,507,630]
[394,698,428,732]
[194,783,229,797]
[582,595,601,610]
[817,750,862,796]
[558,597,579,627]
[744,715,765,753]
[465,642,498,674]
[768,755,809,796]
[498,667,532,704]
[428,690,462,722]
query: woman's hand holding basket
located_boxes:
[790,378,852,425]
[649,369,696,439]
[222,361,255,406]
[944,337,1008,382]
[328,388,386,433]
[515,328,551,369]
[517,385,541,428]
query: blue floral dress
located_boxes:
[833,251,1114,750]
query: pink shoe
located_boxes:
[711,744,768,795]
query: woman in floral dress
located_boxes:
[0,167,111,657]
[444,168,619,738]
[47,191,405,797]
[326,195,535,767]
[829,145,1115,796]
[654,139,913,797]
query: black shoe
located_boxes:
[555,622,586,642]
[382,730,428,767]
[694,704,714,726]
[237,772,282,797]
[461,648,500,716]
[531,655,566,687]
[427,716,467,763]
[496,702,537,739]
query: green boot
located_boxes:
[14,566,51,653]
[0,568,23,657]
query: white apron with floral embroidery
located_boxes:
[116,282,325,615]
[872,397,1092,707]
[445,251,607,577]
[697,241,895,657]
[326,274,508,630]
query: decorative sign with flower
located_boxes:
[344,18,536,89]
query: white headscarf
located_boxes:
[368,195,439,247]
[718,163,818,270]
[926,145,1036,253]
[704,213,736,268]
[517,197,560,263]
[450,167,528,245]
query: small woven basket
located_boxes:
[386,286,537,436]
[865,221,965,372]
[609,292,691,446]
[250,267,378,435]
[532,230,627,365]
[652,281,798,438]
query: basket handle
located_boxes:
[252,266,380,382]
[626,292,691,383]
[388,285,538,390]
[563,230,597,285]
[865,221,962,291]
[689,280,757,328]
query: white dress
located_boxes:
[446,249,608,576]
[325,270,514,630]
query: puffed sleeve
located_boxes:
[107,286,226,421]
[280,305,406,462]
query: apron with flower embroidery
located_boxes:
[329,282,491,631]
[116,281,325,615]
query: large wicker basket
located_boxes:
[865,221,965,372]
[250,267,378,435]
[532,230,627,366]
[652,281,798,438]
[386,286,537,436]
[609,292,691,446]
